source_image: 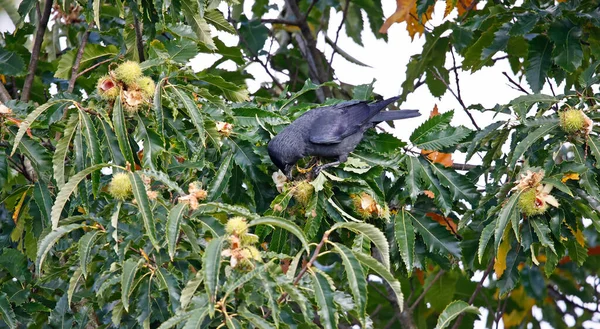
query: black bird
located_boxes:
[268,96,420,179]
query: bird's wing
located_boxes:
[309,101,374,144]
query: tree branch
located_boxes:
[502,72,529,94]
[133,15,146,62]
[408,269,445,312]
[450,260,494,329]
[67,29,91,93]
[21,0,53,102]
[430,67,480,130]
[327,0,349,75]
[449,49,480,130]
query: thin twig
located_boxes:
[430,67,480,130]
[236,30,286,92]
[67,29,91,93]
[408,269,446,312]
[77,56,117,78]
[546,77,560,112]
[21,0,53,102]
[259,18,300,25]
[502,72,529,94]
[450,48,480,130]
[450,260,494,329]
[303,0,319,20]
[133,15,145,62]
[327,0,349,75]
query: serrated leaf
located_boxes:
[79,110,102,195]
[0,293,17,329]
[204,10,235,34]
[510,94,557,119]
[112,98,136,166]
[416,157,453,215]
[139,169,185,195]
[33,181,53,226]
[11,100,74,156]
[199,74,250,102]
[434,300,480,329]
[311,270,337,329]
[79,230,102,278]
[509,122,559,169]
[0,48,25,76]
[279,280,311,322]
[413,126,471,150]
[330,222,390,270]
[587,136,600,169]
[53,113,79,188]
[410,211,461,257]
[36,223,85,274]
[157,312,193,329]
[494,192,521,251]
[121,258,143,312]
[170,86,206,147]
[494,230,511,278]
[154,78,165,139]
[51,164,107,229]
[183,308,210,329]
[478,221,495,264]
[204,236,224,316]
[549,21,583,73]
[353,251,403,311]
[525,36,553,93]
[429,163,479,203]
[136,117,164,171]
[465,121,505,161]
[129,172,159,250]
[395,210,415,274]
[257,270,279,327]
[167,203,187,261]
[67,267,83,305]
[497,245,520,296]
[180,272,203,310]
[530,217,555,254]
[249,216,310,254]
[566,240,587,266]
[207,154,233,201]
[331,243,367,324]
[232,107,289,127]
[181,1,215,49]
[404,156,421,202]
[239,307,275,329]
[409,110,453,144]
[194,202,259,219]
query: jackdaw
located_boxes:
[268,96,420,179]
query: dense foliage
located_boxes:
[1,0,600,328]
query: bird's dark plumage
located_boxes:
[268,97,420,179]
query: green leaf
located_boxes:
[428,163,479,203]
[53,113,79,188]
[434,300,480,329]
[67,267,83,305]
[129,172,159,250]
[204,236,224,316]
[239,307,275,329]
[481,23,510,60]
[566,240,587,266]
[195,202,259,219]
[530,217,555,254]
[279,280,311,322]
[121,258,143,312]
[93,0,100,28]
[55,44,118,79]
[79,230,102,278]
[587,136,600,169]
[353,251,403,311]
[409,110,453,144]
[36,223,85,274]
[167,203,187,261]
[232,107,289,127]
[249,216,310,254]
[11,100,74,156]
[180,272,203,310]
[412,126,471,150]
[410,211,461,257]
[51,164,108,229]
[344,3,364,46]
[238,19,269,55]
[33,180,53,226]
[497,245,520,296]
[0,48,25,76]
[549,20,583,73]
[525,36,553,93]
[404,156,421,202]
[396,210,415,274]
[139,169,185,195]
[207,154,233,201]
[478,221,495,264]
[183,308,210,329]
[204,10,235,34]
[199,74,250,102]
[311,270,338,329]
[0,293,17,329]
[329,222,390,270]
[154,78,165,139]
[257,270,279,327]
[331,243,367,324]
[157,312,193,329]
[170,86,206,147]
[181,1,216,49]
[136,117,164,171]
[465,121,505,161]
[494,192,521,251]
[509,122,559,169]
[416,158,453,215]
[112,98,136,166]
[79,110,102,195]
[510,94,557,119]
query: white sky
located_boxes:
[2,2,600,328]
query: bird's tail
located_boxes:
[370,110,421,123]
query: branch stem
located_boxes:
[408,269,445,312]
[67,29,91,93]
[21,0,53,102]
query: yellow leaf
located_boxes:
[406,3,434,39]
[494,231,511,278]
[502,286,535,328]
[444,0,455,17]
[379,0,415,34]
[12,191,28,224]
[561,172,579,183]
[421,105,454,167]
[566,224,586,247]
[425,212,457,233]
[0,75,5,84]
[423,190,435,198]
[457,0,476,16]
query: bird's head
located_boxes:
[268,139,294,180]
